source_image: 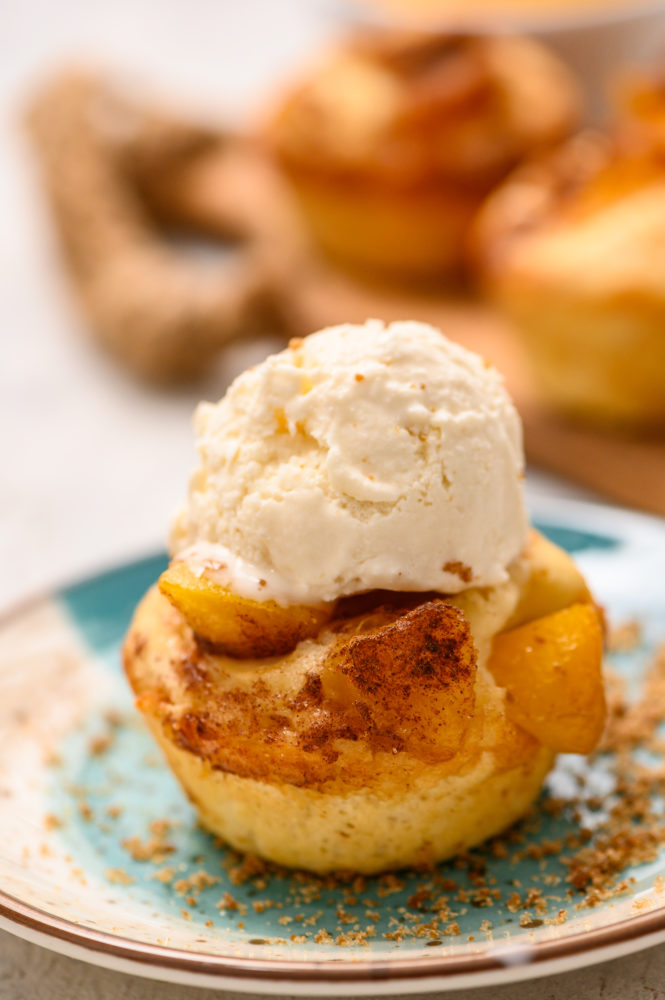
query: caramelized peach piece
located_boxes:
[504,530,592,631]
[488,603,605,754]
[324,600,477,761]
[158,563,334,658]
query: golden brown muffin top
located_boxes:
[267,31,580,189]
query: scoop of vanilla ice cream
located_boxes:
[171,320,528,604]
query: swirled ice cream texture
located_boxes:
[171,320,528,604]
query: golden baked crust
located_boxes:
[269,32,580,189]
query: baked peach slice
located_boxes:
[505,530,592,630]
[488,602,605,754]
[158,563,334,658]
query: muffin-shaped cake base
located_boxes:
[124,533,603,874]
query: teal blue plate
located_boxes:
[1,497,665,995]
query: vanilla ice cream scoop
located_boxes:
[171,320,528,604]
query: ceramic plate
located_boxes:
[2,497,665,995]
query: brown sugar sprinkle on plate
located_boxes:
[608,619,643,653]
[106,868,135,886]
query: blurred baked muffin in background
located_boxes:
[615,69,665,153]
[472,80,665,429]
[265,31,581,284]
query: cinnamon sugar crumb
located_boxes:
[152,866,177,884]
[225,853,269,886]
[89,731,114,756]
[149,819,172,838]
[78,801,93,822]
[607,620,642,653]
[252,899,275,913]
[217,891,247,915]
[106,867,134,886]
[443,561,472,583]
[172,871,220,896]
[120,819,176,864]
[407,888,431,909]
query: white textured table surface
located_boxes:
[1,1,662,996]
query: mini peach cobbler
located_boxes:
[124,320,605,874]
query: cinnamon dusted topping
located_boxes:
[155,598,479,791]
[330,600,477,761]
